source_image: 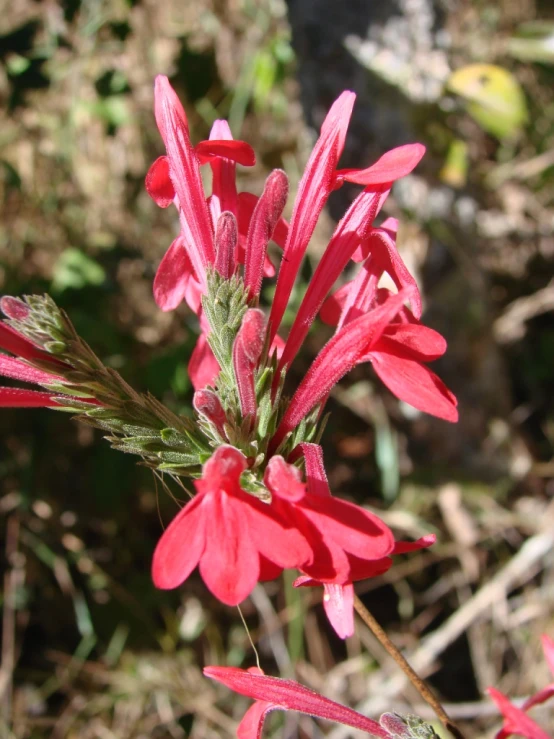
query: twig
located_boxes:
[409,525,554,675]
[353,595,465,739]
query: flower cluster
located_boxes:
[145,75,455,629]
[0,77,457,640]
[0,75,465,739]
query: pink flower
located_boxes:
[203,665,391,738]
[151,445,312,605]
[269,289,414,453]
[147,76,286,315]
[146,78,454,428]
[152,441,402,605]
[0,298,94,408]
[321,278,457,422]
[263,451,395,585]
[290,443,434,639]
[488,635,554,739]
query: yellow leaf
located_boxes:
[447,63,528,140]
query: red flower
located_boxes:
[233,309,267,420]
[151,445,312,605]
[146,79,452,419]
[0,298,94,408]
[291,443,434,639]
[269,289,414,453]
[203,665,391,738]
[263,449,395,585]
[322,278,457,422]
[488,635,554,739]
[147,76,286,315]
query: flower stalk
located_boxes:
[353,595,465,739]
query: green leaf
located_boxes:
[52,248,106,292]
[447,63,528,140]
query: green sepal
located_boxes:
[44,341,67,354]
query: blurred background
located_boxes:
[1,0,553,737]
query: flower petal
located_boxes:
[379,324,447,361]
[269,91,356,341]
[322,583,355,639]
[243,495,312,571]
[203,667,390,737]
[153,237,197,312]
[0,355,63,385]
[352,216,398,263]
[207,120,239,221]
[196,139,255,167]
[364,224,422,319]
[300,494,394,560]
[151,495,206,590]
[154,76,215,281]
[0,323,56,364]
[335,143,425,187]
[345,553,392,581]
[258,556,283,582]
[487,687,550,739]
[0,387,60,407]
[199,492,259,605]
[393,534,436,555]
[188,333,220,390]
[522,685,554,713]
[264,456,306,502]
[319,282,351,326]
[369,349,458,422]
[237,700,276,739]
[271,289,410,451]
[145,155,175,207]
[279,185,390,371]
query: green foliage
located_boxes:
[509,21,554,65]
[447,63,528,140]
[52,248,106,293]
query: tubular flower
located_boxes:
[291,443,435,639]
[203,665,391,739]
[0,298,95,408]
[488,635,554,739]
[151,445,313,606]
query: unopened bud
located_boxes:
[1,296,30,321]
[232,309,266,419]
[214,212,237,280]
[379,712,440,739]
[193,389,228,438]
[244,169,289,300]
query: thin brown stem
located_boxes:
[353,595,465,739]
